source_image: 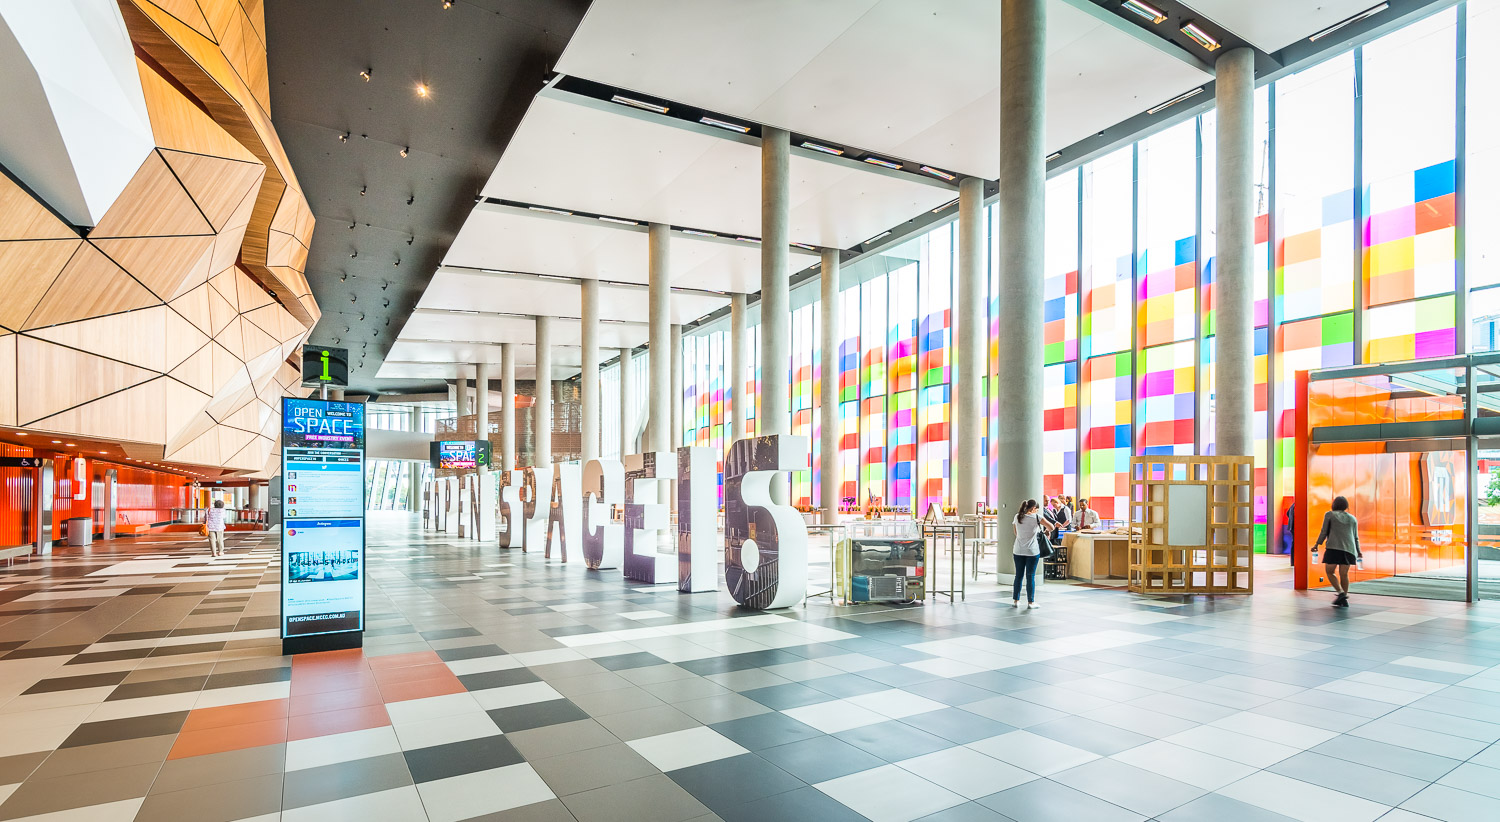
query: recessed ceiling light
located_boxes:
[52,440,61,444]
[1147,87,1204,115]
[733,237,759,244]
[610,94,668,114]
[1046,152,1062,162]
[1180,21,1220,51]
[1121,1,1167,24]
[416,82,430,97]
[931,198,958,213]
[15,432,25,436]
[359,68,371,81]
[800,141,844,156]
[65,443,76,447]
[681,229,716,238]
[866,231,891,243]
[863,156,901,170]
[791,242,817,251]
[599,216,639,226]
[400,147,409,158]
[528,206,572,216]
[699,116,750,133]
[920,166,956,181]
[1310,3,1388,41]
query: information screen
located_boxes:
[431,440,492,470]
[281,399,365,641]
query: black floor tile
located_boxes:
[403,734,522,783]
[461,668,542,691]
[436,644,506,662]
[487,699,591,733]
[904,707,1017,745]
[718,785,869,822]
[742,683,835,710]
[710,712,823,751]
[667,753,803,813]
[106,675,208,701]
[592,652,668,671]
[61,712,191,748]
[23,671,130,695]
[834,720,954,762]
[804,674,889,699]
[759,736,885,784]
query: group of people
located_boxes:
[1008,495,1102,609]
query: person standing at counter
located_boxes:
[1313,496,1362,608]
[1077,498,1101,531]
[1012,499,1053,610]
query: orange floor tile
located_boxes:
[376,675,467,703]
[370,662,453,686]
[180,698,290,733]
[288,684,385,717]
[286,703,391,741]
[364,650,443,670]
[168,718,289,760]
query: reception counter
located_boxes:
[1064,532,1131,584]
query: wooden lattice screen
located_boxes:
[1128,455,1254,596]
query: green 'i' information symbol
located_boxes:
[320,350,331,382]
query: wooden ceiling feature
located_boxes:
[161,149,266,231]
[0,174,78,242]
[24,243,160,330]
[89,150,215,239]
[0,240,82,330]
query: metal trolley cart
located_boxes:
[834,520,926,604]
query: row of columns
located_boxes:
[463,1,1254,562]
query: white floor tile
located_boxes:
[782,700,884,734]
[444,655,521,676]
[626,726,748,772]
[1210,711,1338,750]
[470,681,564,710]
[282,785,428,822]
[897,746,1037,800]
[286,726,402,771]
[193,682,291,709]
[966,730,1099,776]
[383,692,483,725]
[1110,739,1258,791]
[1162,725,1300,768]
[815,763,966,822]
[1217,770,1389,822]
[393,710,502,750]
[845,689,947,720]
[414,763,555,822]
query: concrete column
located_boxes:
[619,347,634,456]
[248,483,262,510]
[760,126,790,437]
[458,372,470,417]
[995,0,1046,568]
[730,293,747,443]
[500,342,517,470]
[648,223,671,454]
[475,362,490,458]
[581,279,601,463]
[329,388,345,401]
[534,315,552,466]
[956,176,985,516]
[819,249,840,523]
[1215,47,1255,460]
[671,324,683,448]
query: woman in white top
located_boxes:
[204,500,228,557]
[1012,499,1053,609]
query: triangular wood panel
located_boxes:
[168,343,214,393]
[221,397,270,434]
[217,315,246,361]
[240,317,279,363]
[29,305,169,373]
[195,0,238,43]
[207,379,257,423]
[0,240,83,330]
[93,235,214,302]
[89,151,215,239]
[162,376,215,453]
[210,266,240,311]
[207,283,236,336]
[32,377,168,444]
[144,0,216,41]
[0,334,15,426]
[164,308,211,372]
[235,267,275,313]
[210,218,250,276]
[24,245,159,330]
[0,174,77,241]
[18,338,160,425]
[216,421,255,459]
[161,150,264,231]
[209,340,246,397]
[226,435,271,472]
[134,57,256,163]
[165,425,220,466]
[170,282,212,334]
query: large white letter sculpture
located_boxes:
[724,435,809,610]
[583,459,624,570]
[623,451,674,583]
[545,463,580,561]
[477,472,497,541]
[443,476,459,534]
[677,446,718,593]
[521,466,552,552]
[499,469,525,549]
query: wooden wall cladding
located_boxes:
[0,3,317,478]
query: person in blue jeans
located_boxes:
[1012,499,1052,609]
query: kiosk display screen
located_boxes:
[281,399,365,643]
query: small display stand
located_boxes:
[834,519,925,604]
[1128,455,1254,596]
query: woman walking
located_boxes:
[1012,499,1053,609]
[205,499,228,558]
[1313,496,1361,607]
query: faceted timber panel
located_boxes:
[0,240,81,330]
[92,236,215,302]
[17,338,158,425]
[24,244,159,330]
[30,307,171,373]
[0,334,14,426]
[89,151,214,239]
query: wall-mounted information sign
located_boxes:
[281,398,365,652]
[430,440,492,470]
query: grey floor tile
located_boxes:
[594,704,701,741]
[134,772,283,822]
[909,707,1018,745]
[835,720,954,762]
[711,712,823,751]
[667,753,804,813]
[60,711,190,748]
[1048,757,1204,818]
[506,719,621,761]
[466,797,580,822]
[149,743,286,794]
[1310,734,1463,782]
[489,698,592,732]
[1155,792,1299,822]
[568,685,665,717]
[719,785,870,822]
[915,802,1018,821]
[0,761,160,820]
[1026,716,1153,757]
[530,742,659,796]
[29,734,174,780]
[281,752,414,809]
[562,774,712,822]
[1268,751,1430,806]
[977,778,1145,822]
[760,736,886,784]
[1400,784,1500,821]
[404,734,524,783]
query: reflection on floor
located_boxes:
[1338,560,1500,601]
[0,512,1497,821]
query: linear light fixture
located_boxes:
[866,230,891,243]
[1180,21,1220,51]
[1046,152,1062,162]
[733,236,760,244]
[932,198,958,214]
[1146,87,1204,115]
[863,156,901,170]
[920,165,956,181]
[599,216,638,226]
[1310,3,1388,42]
[791,242,817,251]
[611,94,668,114]
[681,229,716,238]
[528,206,573,216]
[700,116,750,133]
[1121,0,1167,24]
[801,141,844,156]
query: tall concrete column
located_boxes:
[648,223,671,454]
[730,293,747,443]
[819,249,840,523]
[956,176,986,516]
[670,324,683,448]
[329,388,345,401]
[500,342,516,470]
[457,372,470,417]
[408,405,422,512]
[995,0,1046,565]
[475,362,490,462]
[760,126,790,437]
[619,347,634,456]
[581,279,601,463]
[248,482,262,510]
[534,316,552,466]
[1215,47,1255,460]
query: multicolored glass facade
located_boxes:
[678,4,1488,550]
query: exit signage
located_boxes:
[302,346,349,387]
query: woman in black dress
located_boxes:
[1313,496,1362,607]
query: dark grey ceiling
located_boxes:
[265,0,590,397]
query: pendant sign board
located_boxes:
[301,346,349,388]
[280,398,365,653]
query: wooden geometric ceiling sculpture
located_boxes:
[0,0,318,478]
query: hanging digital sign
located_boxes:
[281,398,365,651]
[430,440,492,470]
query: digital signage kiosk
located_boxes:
[280,398,365,653]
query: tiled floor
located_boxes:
[1,514,1499,821]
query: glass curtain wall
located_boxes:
[677,4,1482,550]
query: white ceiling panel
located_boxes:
[375,360,580,382]
[1180,1,1381,53]
[382,340,583,370]
[415,268,729,325]
[556,0,1211,179]
[395,311,649,350]
[479,92,955,248]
